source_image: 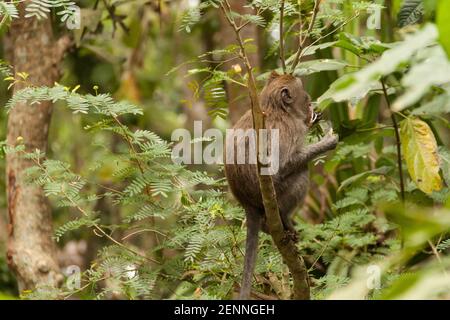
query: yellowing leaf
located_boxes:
[400,117,442,194]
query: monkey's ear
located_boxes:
[280,87,293,108]
[267,70,280,84]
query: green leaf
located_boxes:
[285,41,337,63]
[318,24,438,107]
[240,14,266,27]
[379,273,421,299]
[334,33,362,56]
[411,92,450,115]
[293,59,348,76]
[400,117,443,194]
[392,45,450,111]
[384,204,450,249]
[438,147,450,186]
[335,33,393,56]
[260,59,348,81]
[337,166,392,193]
[437,0,450,58]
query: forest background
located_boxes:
[0,0,449,300]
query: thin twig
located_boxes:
[290,0,320,72]
[300,12,359,59]
[298,0,303,45]
[122,228,168,240]
[102,0,129,35]
[112,115,146,174]
[381,79,405,203]
[290,9,360,73]
[237,7,264,31]
[303,0,321,46]
[112,115,161,247]
[307,221,340,273]
[279,0,286,73]
[63,276,107,300]
[428,240,449,277]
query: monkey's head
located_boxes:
[261,71,316,127]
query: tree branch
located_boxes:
[279,0,286,73]
[381,79,405,203]
[290,0,320,72]
[220,1,310,300]
[54,35,73,65]
[290,10,360,74]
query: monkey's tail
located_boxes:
[239,213,261,300]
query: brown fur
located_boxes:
[224,71,338,299]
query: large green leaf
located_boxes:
[437,0,450,58]
[337,166,392,193]
[411,92,450,115]
[378,264,450,299]
[292,59,348,76]
[392,45,450,111]
[400,117,443,194]
[335,33,393,56]
[258,59,348,80]
[318,24,438,108]
[285,41,337,64]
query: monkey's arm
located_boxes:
[281,133,338,178]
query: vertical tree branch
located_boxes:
[381,79,405,202]
[279,0,286,73]
[219,0,261,125]
[220,1,310,300]
[298,0,303,48]
[290,0,321,72]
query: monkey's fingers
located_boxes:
[326,127,334,136]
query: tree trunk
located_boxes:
[5,5,70,291]
[218,0,261,125]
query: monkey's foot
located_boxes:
[283,229,299,243]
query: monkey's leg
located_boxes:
[281,214,296,232]
[239,209,263,300]
[277,203,301,242]
[277,171,309,241]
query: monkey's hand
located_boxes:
[322,129,339,151]
[281,130,339,178]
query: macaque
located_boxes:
[224,71,338,299]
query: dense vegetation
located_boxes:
[0,0,449,300]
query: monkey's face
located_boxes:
[261,72,314,126]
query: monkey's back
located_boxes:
[224,110,263,211]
